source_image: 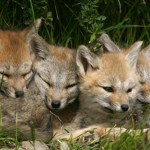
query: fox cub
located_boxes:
[99,33,150,103]
[30,34,79,133]
[0,19,41,98]
[136,44,150,103]
[0,81,52,141]
[0,33,60,141]
[54,41,144,140]
[99,34,150,128]
[30,34,79,110]
[0,28,79,141]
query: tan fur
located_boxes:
[0,19,41,98]
[28,34,79,136]
[0,31,79,142]
[0,31,30,64]
[99,33,150,103]
[30,34,79,110]
[0,81,52,141]
[97,34,150,130]
[53,43,144,140]
[49,45,75,62]
[98,34,150,126]
[136,45,150,103]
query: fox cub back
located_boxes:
[30,34,79,110]
[0,19,41,98]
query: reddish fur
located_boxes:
[49,45,76,63]
[0,30,31,65]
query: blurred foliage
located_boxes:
[0,0,150,49]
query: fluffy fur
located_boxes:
[30,34,79,110]
[53,42,145,140]
[0,19,41,98]
[0,81,52,141]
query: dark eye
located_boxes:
[140,81,145,85]
[0,72,10,78]
[22,71,32,77]
[102,87,114,92]
[42,79,53,87]
[44,80,53,87]
[37,73,52,87]
[127,88,132,93]
[66,83,78,89]
[41,78,52,87]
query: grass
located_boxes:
[1,0,150,48]
[0,126,150,149]
[49,129,150,150]
[0,0,150,149]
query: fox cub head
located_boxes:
[76,43,141,113]
[99,33,150,103]
[0,19,41,98]
[136,45,150,103]
[30,35,79,110]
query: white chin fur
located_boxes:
[68,98,76,104]
[6,92,16,98]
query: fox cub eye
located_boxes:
[127,88,132,93]
[140,81,145,85]
[66,83,78,89]
[42,79,53,87]
[102,87,114,92]
[22,71,32,77]
[0,72,10,78]
[45,80,53,87]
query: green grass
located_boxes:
[48,129,150,150]
[0,126,150,149]
[1,0,150,48]
[0,0,150,149]
[0,131,19,149]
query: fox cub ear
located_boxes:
[98,33,120,53]
[29,34,50,60]
[20,18,50,60]
[141,44,150,60]
[20,18,42,42]
[125,41,143,70]
[76,45,99,76]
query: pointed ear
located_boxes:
[76,45,100,76]
[98,33,120,53]
[125,41,143,70]
[30,34,50,60]
[20,18,42,42]
[141,44,150,60]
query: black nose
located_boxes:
[15,91,24,98]
[121,104,129,112]
[51,101,61,109]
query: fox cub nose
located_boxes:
[51,101,61,109]
[121,104,129,112]
[15,91,24,98]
